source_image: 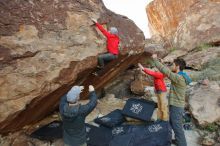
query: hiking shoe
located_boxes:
[97,65,104,69]
[92,72,98,76]
[172,139,177,145]
[183,123,192,130]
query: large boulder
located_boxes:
[146,0,198,42]
[173,1,220,51]
[188,82,220,126]
[0,0,145,134]
[187,56,220,82]
[183,47,220,70]
[130,70,153,95]
[146,0,220,51]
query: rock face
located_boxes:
[0,0,145,134]
[144,39,169,58]
[146,0,198,42]
[130,70,152,96]
[188,82,220,126]
[104,69,135,99]
[147,0,220,51]
[183,47,220,70]
[173,1,220,51]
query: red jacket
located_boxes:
[143,68,167,92]
[96,23,119,55]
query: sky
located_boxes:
[102,0,153,38]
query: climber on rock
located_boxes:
[91,18,120,69]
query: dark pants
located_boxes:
[98,53,117,67]
[64,143,87,146]
[170,105,187,146]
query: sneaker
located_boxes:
[183,123,192,130]
[97,65,104,69]
[172,139,177,145]
[92,72,98,76]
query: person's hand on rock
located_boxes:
[91,18,97,23]
[138,63,144,71]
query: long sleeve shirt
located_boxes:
[153,59,187,108]
[95,22,119,55]
[143,68,167,92]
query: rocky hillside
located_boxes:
[0,0,145,134]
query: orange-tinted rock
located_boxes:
[146,0,220,51]
[146,0,198,41]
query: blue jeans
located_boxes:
[98,53,117,67]
[170,105,187,146]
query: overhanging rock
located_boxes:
[0,0,145,134]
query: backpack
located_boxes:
[178,71,192,85]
